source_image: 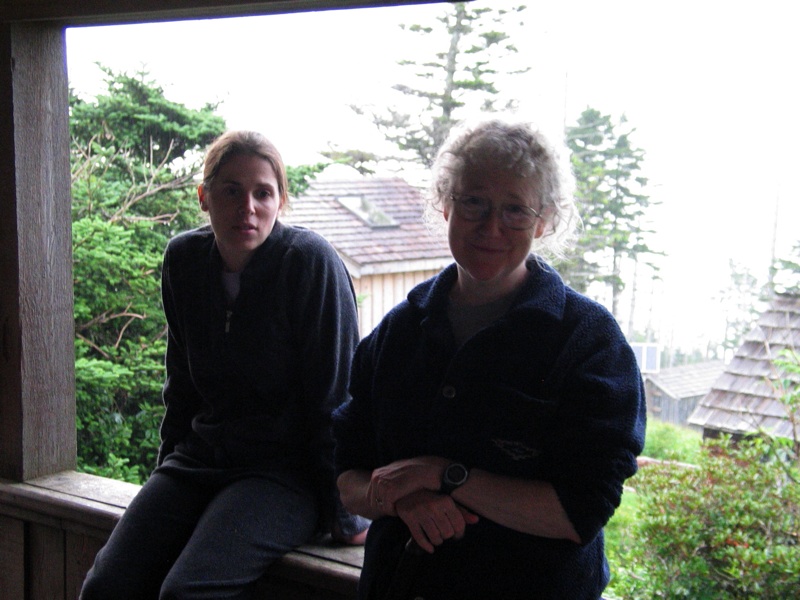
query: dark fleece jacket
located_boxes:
[160,221,367,536]
[334,257,646,599]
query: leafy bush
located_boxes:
[643,418,702,463]
[608,435,800,599]
[605,487,639,570]
[606,419,700,580]
[71,68,224,484]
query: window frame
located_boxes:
[0,0,443,484]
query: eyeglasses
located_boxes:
[450,194,540,230]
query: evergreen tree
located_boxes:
[71,68,226,482]
[328,1,527,172]
[562,108,660,319]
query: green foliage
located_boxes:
[609,434,800,599]
[606,349,800,598]
[772,242,800,295]
[605,488,640,570]
[606,419,701,577]
[643,419,702,464]
[773,347,800,458]
[71,66,226,483]
[71,65,225,169]
[561,108,661,319]
[286,163,329,197]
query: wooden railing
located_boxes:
[0,472,363,600]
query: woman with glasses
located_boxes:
[333,120,646,599]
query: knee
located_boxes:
[80,559,160,600]
[79,566,120,600]
[159,571,254,600]
[159,572,197,600]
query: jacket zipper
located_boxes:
[225,309,233,334]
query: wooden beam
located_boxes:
[0,0,445,483]
[0,23,75,481]
[1,0,447,26]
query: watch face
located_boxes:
[446,463,468,485]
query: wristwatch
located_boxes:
[440,462,470,495]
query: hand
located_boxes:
[368,456,449,516]
[395,489,479,554]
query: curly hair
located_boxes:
[427,119,579,260]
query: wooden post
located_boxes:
[0,22,75,481]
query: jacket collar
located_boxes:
[408,255,567,322]
[208,220,289,279]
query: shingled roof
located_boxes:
[688,294,800,439]
[646,360,725,402]
[283,177,452,277]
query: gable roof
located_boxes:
[646,360,726,401]
[282,176,452,277]
[688,294,800,439]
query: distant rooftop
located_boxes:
[646,360,726,400]
[283,176,452,277]
[688,293,800,439]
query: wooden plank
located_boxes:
[0,22,75,482]
[1,0,444,26]
[27,471,141,509]
[256,576,352,600]
[0,473,365,599]
[65,531,106,600]
[0,515,26,599]
[268,553,359,597]
[29,522,66,600]
[0,479,125,534]
[295,541,364,569]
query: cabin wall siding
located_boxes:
[353,269,442,337]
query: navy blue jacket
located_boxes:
[334,257,646,599]
[160,221,366,535]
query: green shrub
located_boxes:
[605,487,639,570]
[643,418,702,463]
[608,435,800,599]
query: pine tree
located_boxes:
[562,108,660,320]
[327,1,527,172]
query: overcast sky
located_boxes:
[65,0,800,355]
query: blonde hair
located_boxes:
[202,130,289,208]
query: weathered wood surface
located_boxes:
[0,471,363,599]
[0,0,442,25]
[0,515,25,599]
[0,22,75,483]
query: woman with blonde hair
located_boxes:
[81,130,368,600]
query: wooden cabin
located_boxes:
[644,360,725,428]
[283,176,451,337]
[688,294,800,441]
[0,2,443,599]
